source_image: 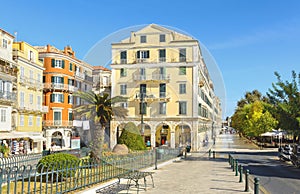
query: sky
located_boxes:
[2,0,300,118]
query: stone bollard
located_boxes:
[239,165,243,182]
[235,160,239,176]
[254,177,260,194]
[245,169,249,192]
[209,149,211,158]
[213,151,216,159]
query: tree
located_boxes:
[232,90,278,137]
[267,71,300,142]
[118,122,146,150]
[74,91,128,159]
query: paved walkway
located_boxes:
[81,135,253,194]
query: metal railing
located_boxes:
[0,147,180,194]
[0,91,16,101]
[42,120,73,127]
[43,83,78,92]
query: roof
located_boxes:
[93,66,111,71]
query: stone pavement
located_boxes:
[81,135,254,194]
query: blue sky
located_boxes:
[2,0,300,118]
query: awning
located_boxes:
[0,131,45,141]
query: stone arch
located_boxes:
[175,123,192,147]
[155,122,171,147]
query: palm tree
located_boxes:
[73,90,128,159]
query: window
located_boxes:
[179,83,186,94]
[120,68,127,77]
[121,102,128,109]
[120,51,127,64]
[159,49,166,62]
[68,111,73,121]
[51,59,65,68]
[198,103,202,116]
[140,35,147,43]
[69,63,73,71]
[20,67,25,78]
[137,50,150,59]
[29,94,33,104]
[37,96,41,110]
[179,66,186,75]
[53,110,62,125]
[36,117,41,127]
[28,116,33,126]
[159,102,166,115]
[68,94,73,104]
[159,83,166,97]
[50,93,64,103]
[20,115,24,126]
[179,101,187,115]
[179,48,186,62]
[140,68,146,80]
[120,84,127,95]
[20,92,24,107]
[159,34,165,42]
[0,109,6,122]
[2,39,7,48]
[29,51,34,61]
[51,76,64,84]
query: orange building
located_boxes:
[36,45,93,150]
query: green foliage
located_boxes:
[38,153,80,179]
[0,145,9,157]
[232,91,278,137]
[73,90,128,159]
[267,71,300,142]
[118,122,146,150]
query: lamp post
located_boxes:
[139,92,146,141]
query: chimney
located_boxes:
[47,44,51,52]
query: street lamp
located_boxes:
[139,92,146,140]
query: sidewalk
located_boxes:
[81,136,253,194]
[131,138,252,194]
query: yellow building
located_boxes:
[110,24,222,151]
[13,42,45,153]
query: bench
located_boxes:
[95,180,130,194]
[118,170,155,193]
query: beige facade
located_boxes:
[110,24,222,151]
[13,41,45,153]
[92,66,111,95]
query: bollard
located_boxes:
[184,148,187,159]
[209,149,211,158]
[232,159,235,171]
[213,151,216,159]
[235,160,238,176]
[254,177,260,194]
[228,154,231,164]
[245,169,249,192]
[239,165,243,182]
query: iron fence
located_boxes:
[0,147,180,194]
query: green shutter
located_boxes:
[62,60,65,68]
[69,63,72,71]
[51,59,55,67]
[50,94,54,102]
[61,77,64,84]
[51,76,54,83]
[61,94,64,103]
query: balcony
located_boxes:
[19,104,43,114]
[43,83,78,92]
[42,106,49,113]
[120,59,127,64]
[0,91,17,103]
[133,74,170,83]
[19,76,43,90]
[159,57,166,62]
[85,75,93,82]
[75,71,85,79]
[43,120,73,127]
[133,92,170,102]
